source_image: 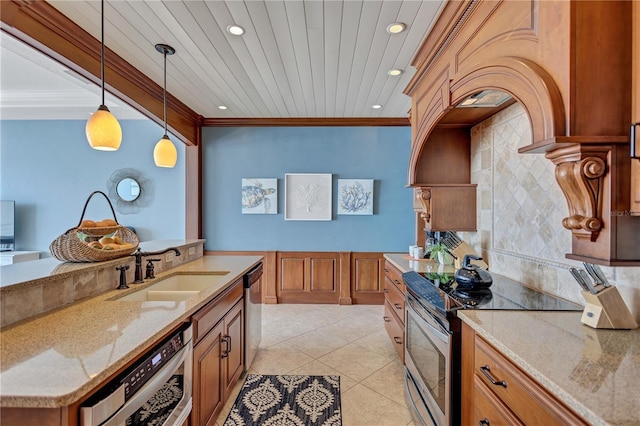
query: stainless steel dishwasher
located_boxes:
[243,263,263,370]
[80,324,192,426]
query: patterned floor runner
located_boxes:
[223,374,342,426]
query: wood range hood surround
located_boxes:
[405,0,639,265]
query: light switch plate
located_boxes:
[188,247,195,256]
[166,252,175,262]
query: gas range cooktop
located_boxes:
[403,270,583,313]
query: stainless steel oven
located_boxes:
[404,289,460,426]
[81,324,193,426]
[402,269,582,426]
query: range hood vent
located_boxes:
[457,90,512,108]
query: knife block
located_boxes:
[580,286,638,329]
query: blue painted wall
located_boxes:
[202,126,414,252]
[0,120,185,256]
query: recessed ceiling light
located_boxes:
[386,23,406,34]
[227,25,245,35]
[372,104,382,109]
[388,69,403,76]
[218,105,228,110]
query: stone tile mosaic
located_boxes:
[460,102,639,311]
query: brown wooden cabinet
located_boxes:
[632,1,640,213]
[382,260,405,362]
[192,280,244,426]
[276,252,339,303]
[350,252,385,305]
[415,185,477,233]
[405,0,639,265]
[461,323,587,426]
[411,125,478,237]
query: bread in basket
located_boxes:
[49,191,139,262]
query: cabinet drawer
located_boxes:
[384,276,405,324]
[474,337,586,426]
[384,260,405,293]
[473,376,523,426]
[192,278,243,344]
[383,300,404,362]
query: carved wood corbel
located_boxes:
[546,146,609,242]
[415,187,432,225]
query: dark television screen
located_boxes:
[0,200,15,252]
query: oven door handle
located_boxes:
[407,296,450,341]
[82,341,192,426]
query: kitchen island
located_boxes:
[0,253,261,411]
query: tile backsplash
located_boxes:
[460,103,640,320]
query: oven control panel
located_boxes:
[122,330,184,400]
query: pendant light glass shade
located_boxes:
[87,0,122,151]
[154,43,177,168]
[154,135,177,167]
[86,105,122,151]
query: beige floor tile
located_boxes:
[250,342,315,375]
[318,343,393,382]
[285,328,351,359]
[352,328,399,360]
[260,330,291,348]
[317,319,382,344]
[341,383,413,426]
[287,359,359,392]
[361,358,407,407]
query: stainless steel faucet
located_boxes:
[131,247,181,283]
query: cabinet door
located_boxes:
[351,253,384,305]
[193,321,225,426]
[277,252,339,303]
[383,300,404,362]
[223,301,244,402]
[472,376,523,426]
[415,185,477,232]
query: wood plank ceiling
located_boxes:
[45,0,446,119]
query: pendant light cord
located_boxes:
[163,50,168,137]
[100,0,105,106]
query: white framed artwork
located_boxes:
[242,178,277,214]
[284,173,332,220]
[338,179,374,215]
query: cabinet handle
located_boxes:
[384,268,389,273]
[384,288,390,294]
[221,335,230,358]
[394,279,401,285]
[479,419,490,426]
[383,316,391,322]
[394,303,402,310]
[632,122,639,159]
[393,337,402,344]
[480,365,507,388]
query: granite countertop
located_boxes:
[0,254,262,408]
[383,253,640,425]
[459,311,640,426]
[0,239,204,289]
[384,252,456,275]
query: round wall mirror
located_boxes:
[116,178,141,202]
[107,168,154,215]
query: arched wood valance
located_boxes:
[408,56,566,186]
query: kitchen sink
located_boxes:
[112,272,230,302]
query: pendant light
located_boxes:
[86,0,122,151]
[153,44,177,168]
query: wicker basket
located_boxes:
[49,191,139,262]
